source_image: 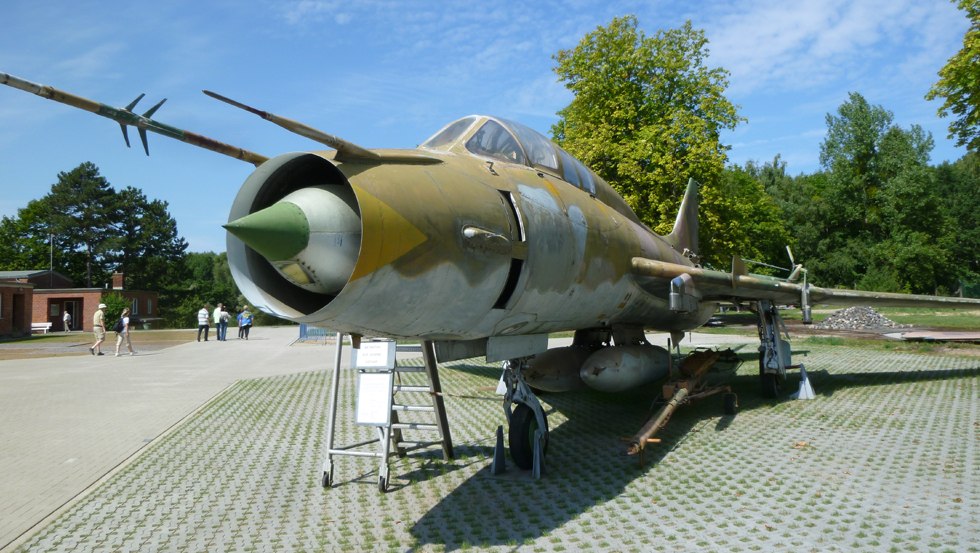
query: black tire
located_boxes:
[723,392,738,415]
[378,475,387,493]
[761,372,782,398]
[508,403,548,470]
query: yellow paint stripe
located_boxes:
[349,184,428,282]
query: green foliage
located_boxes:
[100,292,131,324]
[703,166,792,271]
[936,153,980,285]
[112,186,189,292]
[765,93,972,294]
[163,251,238,328]
[0,162,121,287]
[0,162,187,289]
[551,16,744,265]
[926,0,980,151]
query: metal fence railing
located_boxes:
[297,323,334,342]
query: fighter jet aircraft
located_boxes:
[3,72,978,473]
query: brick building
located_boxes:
[0,270,160,334]
[0,280,33,336]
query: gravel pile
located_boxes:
[813,305,910,330]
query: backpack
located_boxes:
[113,317,125,333]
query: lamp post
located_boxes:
[49,233,53,288]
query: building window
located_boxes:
[147,298,153,316]
[131,298,139,315]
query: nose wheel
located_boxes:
[499,358,550,477]
[508,403,549,470]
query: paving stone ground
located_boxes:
[11,341,978,552]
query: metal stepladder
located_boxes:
[320,333,454,493]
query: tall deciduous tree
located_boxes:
[819,92,895,236]
[935,152,980,287]
[926,0,980,151]
[551,16,744,266]
[806,93,954,293]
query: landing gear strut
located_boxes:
[500,358,548,476]
[756,299,790,398]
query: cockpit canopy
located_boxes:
[421,115,596,195]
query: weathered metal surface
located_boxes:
[0,72,268,166]
[633,257,980,310]
[579,344,671,393]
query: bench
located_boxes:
[31,322,53,334]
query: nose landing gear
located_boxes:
[497,358,549,478]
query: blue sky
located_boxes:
[0,0,969,253]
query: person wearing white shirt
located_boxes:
[114,308,136,356]
[197,305,211,341]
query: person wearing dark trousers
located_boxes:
[197,305,210,341]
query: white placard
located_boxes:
[355,371,393,426]
[353,340,397,369]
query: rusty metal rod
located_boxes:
[627,386,689,456]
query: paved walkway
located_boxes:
[0,327,344,551]
[0,328,754,551]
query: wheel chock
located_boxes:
[794,365,815,400]
[491,425,506,475]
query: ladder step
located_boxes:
[394,385,431,393]
[392,404,435,413]
[396,440,444,450]
[391,422,440,432]
[394,365,425,373]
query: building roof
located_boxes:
[0,270,49,279]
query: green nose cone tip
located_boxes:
[224,201,310,261]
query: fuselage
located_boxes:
[226,115,715,340]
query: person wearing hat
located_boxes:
[90,303,107,355]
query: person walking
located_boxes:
[114,307,136,356]
[90,303,106,355]
[197,304,211,341]
[62,309,72,333]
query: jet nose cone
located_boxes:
[224,201,310,262]
[226,185,361,295]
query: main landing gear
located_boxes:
[756,299,798,398]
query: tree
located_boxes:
[935,152,980,287]
[45,162,122,286]
[708,165,792,272]
[100,292,131,326]
[164,252,240,328]
[0,162,197,325]
[801,93,956,292]
[551,16,744,266]
[112,186,189,292]
[0,163,189,290]
[861,165,953,293]
[926,0,980,151]
[819,92,895,236]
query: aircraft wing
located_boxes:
[631,257,980,310]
